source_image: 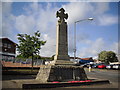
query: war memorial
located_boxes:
[36,8,87,82]
[22,8,110,89]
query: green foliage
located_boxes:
[98,51,118,64]
[17,31,46,58]
[16,54,26,61]
[16,54,24,58]
[17,31,46,69]
[16,54,41,60]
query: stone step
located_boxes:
[55,60,75,65]
[36,65,52,82]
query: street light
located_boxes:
[74,18,93,61]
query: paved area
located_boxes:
[84,68,119,88]
[2,78,110,89]
[2,68,120,89]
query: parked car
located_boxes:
[112,64,120,70]
[106,65,113,69]
[97,64,107,69]
[92,63,105,68]
[106,64,114,69]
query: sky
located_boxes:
[1,1,119,59]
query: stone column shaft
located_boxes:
[54,21,70,60]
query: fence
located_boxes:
[1,58,48,68]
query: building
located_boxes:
[0,38,16,61]
[70,57,94,64]
[78,57,94,64]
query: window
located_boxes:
[4,43,7,47]
[8,44,11,48]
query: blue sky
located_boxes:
[2,1,118,58]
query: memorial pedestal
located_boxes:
[36,65,88,82]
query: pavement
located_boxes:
[2,78,110,89]
[2,68,120,90]
[84,68,119,88]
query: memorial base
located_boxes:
[36,65,88,82]
[54,55,70,61]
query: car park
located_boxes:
[97,64,107,69]
[106,63,120,70]
[106,64,114,69]
[92,63,105,68]
[112,64,120,70]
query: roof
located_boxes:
[0,38,16,44]
[70,57,93,61]
[80,57,93,61]
[110,62,120,64]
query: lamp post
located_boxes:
[74,18,93,61]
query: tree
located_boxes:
[17,31,46,69]
[98,51,118,64]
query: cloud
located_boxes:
[40,34,56,57]
[77,38,118,58]
[15,3,58,56]
[62,2,94,24]
[2,2,12,15]
[0,2,1,37]
[2,2,17,41]
[2,2,118,57]
[109,42,118,53]
[78,38,105,57]
[62,2,117,26]
[2,0,120,2]
[15,15,36,34]
[97,14,118,26]
[92,2,109,15]
[118,41,120,54]
[2,2,58,57]
[68,32,90,55]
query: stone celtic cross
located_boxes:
[54,7,70,61]
[56,8,68,23]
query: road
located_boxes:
[84,68,119,88]
[2,68,120,89]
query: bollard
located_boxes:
[89,66,92,72]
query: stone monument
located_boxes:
[36,8,87,82]
[54,8,70,61]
